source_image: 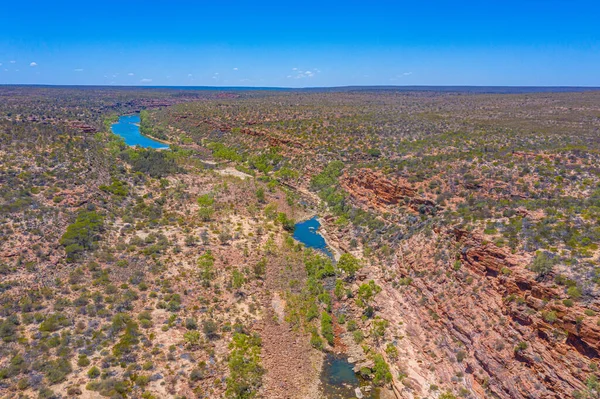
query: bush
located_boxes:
[225,332,264,399]
[60,210,104,262]
[203,319,219,340]
[99,179,129,197]
[310,161,345,191]
[385,343,398,361]
[124,149,179,178]
[514,341,528,353]
[39,313,70,332]
[87,366,100,379]
[310,331,323,350]
[347,319,358,332]
[44,358,72,384]
[337,253,361,278]
[356,280,381,308]
[372,354,392,386]
[255,188,265,203]
[353,330,364,343]
[568,286,583,300]
[530,252,554,278]
[0,318,18,342]
[276,212,295,232]
[542,310,558,323]
[190,367,205,382]
[321,312,334,345]
[185,318,198,330]
[253,258,267,280]
[77,355,90,367]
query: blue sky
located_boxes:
[0,1,599,87]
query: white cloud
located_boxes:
[9,60,15,64]
[74,68,83,72]
[288,69,316,79]
[30,62,37,67]
[128,72,134,76]
[233,67,238,71]
[140,78,152,83]
[390,72,414,82]
[188,73,193,77]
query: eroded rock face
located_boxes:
[326,167,599,399]
[377,228,600,399]
[340,169,436,214]
[342,169,416,207]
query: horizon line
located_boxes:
[1,83,600,93]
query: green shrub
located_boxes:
[225,332,264,399]
[568,286,582,300]
[372,354,392,386]
[542,310,558,323]
[321,312,334,345]
[77,355,90,367]
[530,252,554,278]
[39,313,70,332]
[353,330,364,343]
[44,358,72,384]
[60,210,104,262]
[337,253,361,278]
[87,366,100,379]
[310,330,323,350]
[385,343,399,361]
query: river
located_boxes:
[111,114,169,149]
[293,216,334,259]
[293,217,377,399]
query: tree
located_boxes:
[372,354,392,386]
[203,319,219,340]
[225,332,264,399]
[253,258,266,280]
[321,312,334,345]
[197,194,215,207]
[356,280,382,308]
[198,194,215,221]
[338,253,361,278]
[276,212,295,232]
[60,210,104,262]
[255,188,265,203]
[530,252,554,279]
[232,269,245,290]
[198,251,215,287]
[385,343,398,361]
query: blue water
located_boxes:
[294,218,377,398]
[324,354,359,386]
[293,217,333,259]
[321,353,378,399]
[111,114,168,149]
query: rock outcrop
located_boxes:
[374,227,600,399]
[341,169,436,214]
